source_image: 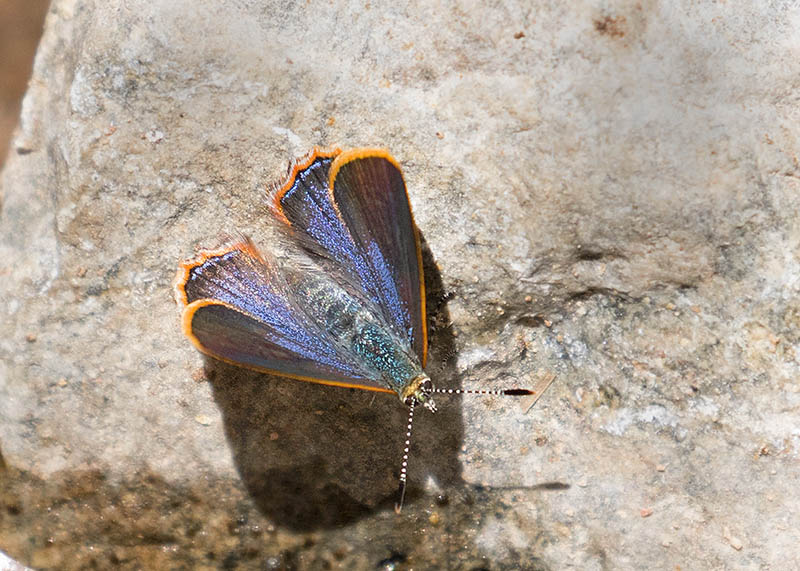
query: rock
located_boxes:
[1,0,798,568]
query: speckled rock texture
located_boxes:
[1,0,798,569]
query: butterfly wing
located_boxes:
[329,150,427,366]
[174,239,393,393]
[272,148,427,366]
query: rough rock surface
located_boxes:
[1,0,798,568]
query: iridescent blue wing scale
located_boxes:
[329,150,427,366]
[271,151,389,307]
[272,148,427,366]
[174,239,393,393]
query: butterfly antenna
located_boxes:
[394,401,416,513]
[432,387,535,397]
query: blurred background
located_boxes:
[0,0,49,169]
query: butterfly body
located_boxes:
[283,263,432,406]
[175,147,436,410]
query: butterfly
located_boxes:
[174,148,531,510]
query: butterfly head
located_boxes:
[401,374,437,413]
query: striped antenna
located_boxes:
[394,400,416,513]
[393,386,535,513]
[433,387,535,397]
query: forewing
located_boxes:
[270,149,365,278]
[272,149,427,366]
[329,150,427,365]
[174,239,392,392]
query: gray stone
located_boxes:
[1,0,798,568]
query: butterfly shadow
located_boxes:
[205,238,466,531]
